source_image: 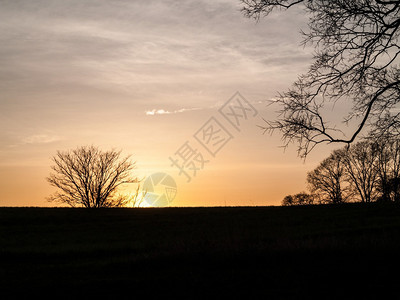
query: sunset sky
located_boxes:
[0,0,342,207]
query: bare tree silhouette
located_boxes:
[242,0,400,157]
[47,145,138,208]
[341,141,380,203]
[307,150,352,204]
[375,139,400,201]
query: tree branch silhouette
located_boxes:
[242,0,400,157]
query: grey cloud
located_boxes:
[0,0,311,119]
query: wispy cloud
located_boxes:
[22,134,61,145]
[145,107,201,116]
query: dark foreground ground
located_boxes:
[1,203,400,299]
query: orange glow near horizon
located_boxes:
[0,98,335,207]
[0,1,339,207]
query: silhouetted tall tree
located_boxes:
[376,140,393,202]
[47,145,137,208]
[341,141,380,203]
[307,150,351,204]
[375,139,400,201]
[242,0,400,158]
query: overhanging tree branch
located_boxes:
[242,0,400,157]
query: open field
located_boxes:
[1,203,400,298]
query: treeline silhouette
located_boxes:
[283,139,400,206]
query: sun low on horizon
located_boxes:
[0,0,336,208]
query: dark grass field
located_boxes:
[1,203,400,298]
